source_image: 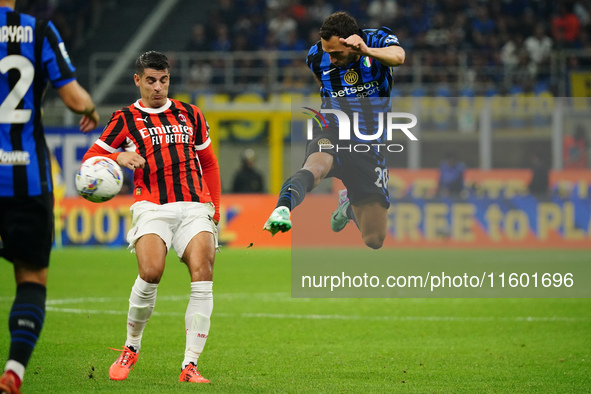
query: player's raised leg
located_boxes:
[350,198,388,249]
[330,191,388,248]
[264,152,333,235]
[109,234,165,381]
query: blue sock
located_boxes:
[8,282,46,368]
[276,169,315,210]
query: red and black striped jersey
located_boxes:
[88,98,219,208]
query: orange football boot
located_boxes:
[0,371,21,394]
[108,346,138,381]
[179,362,210,383]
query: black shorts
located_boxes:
[0,194,54,269]
[305,134,390,208]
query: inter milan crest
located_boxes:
[344,70,359,85]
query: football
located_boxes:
[75,156,123,203]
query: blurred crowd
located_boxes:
[186,0,591,94]
[17,0,591,95]
[15,0,103,51]
[192,0,590,51]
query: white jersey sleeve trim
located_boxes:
[194,137,211,151]
[95,139,117,153]
[123,137,137,152]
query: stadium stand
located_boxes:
[19,0,591,100]
[17,0,591,181]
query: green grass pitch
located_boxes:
[1,248,590,392]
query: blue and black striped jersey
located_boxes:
[307,27,399,99]
[0,7,76,197]
[306,27,400,145]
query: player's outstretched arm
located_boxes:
[82,144,145,171]
[339,35,405,67]
[57,80,99,133]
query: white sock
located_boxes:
[182,281,213,369]
[4,360,25,382]
[125,276,158,352]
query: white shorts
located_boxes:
[126,201,219,259]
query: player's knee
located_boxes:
[188,259,214,282]
[301,166,323,187]
[191,270,213,282]
[14,263,47,285]
[303,160,332,186]
[363,233,385,250]
[139,269,163,284]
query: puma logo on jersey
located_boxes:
[136,116,148,122]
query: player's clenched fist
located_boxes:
[339,34,368,55]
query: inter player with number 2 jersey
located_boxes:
[264,11,404,249]
[82,51,220,384]
[1,0,98,392]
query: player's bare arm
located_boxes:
[117,152,146,170]
[57,80,99,132]
[339,35,405,67]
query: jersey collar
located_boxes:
[133,98,171,113]
[358,28,368,42]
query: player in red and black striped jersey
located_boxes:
[84,94,219,209]
[82,51,219,384]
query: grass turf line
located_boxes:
[0,248,589,392]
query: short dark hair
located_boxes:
[319,12,359,40]
[135,51,169,75]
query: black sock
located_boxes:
[276,169,315,210]
[8,282,46,367]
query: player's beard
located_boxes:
[335,53,358,68]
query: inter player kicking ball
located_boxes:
[263,12,405,249]
[82,51,220,384]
